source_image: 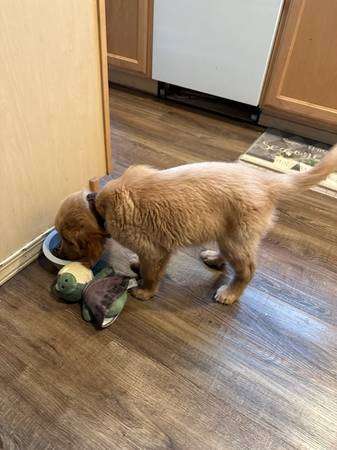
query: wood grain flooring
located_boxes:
[1,86,337,449]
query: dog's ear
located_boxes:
[57,203,108,266]
[76,227,106,268]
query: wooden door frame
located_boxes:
[98,0,113,174]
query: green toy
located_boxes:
[54,261,136,328]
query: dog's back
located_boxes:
[98,162,278,250]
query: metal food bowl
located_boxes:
[42,229,71,269]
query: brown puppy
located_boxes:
[55,146,337,304]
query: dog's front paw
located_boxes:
[214,286,239,305]
[130,287,154,301]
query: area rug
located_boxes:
[240,129,337,193]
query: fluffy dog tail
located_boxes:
[272,144,337,197]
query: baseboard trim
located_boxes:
[0,228,53,286]
[259,112,337,145]
[108,66,158,95]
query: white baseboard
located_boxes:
[0,228,53,286]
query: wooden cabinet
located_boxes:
[105,0,153,76]
[0,0,111,284]
[262,0,337,133]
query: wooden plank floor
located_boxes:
[1,86,337,450]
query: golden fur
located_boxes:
[55,145,337,304]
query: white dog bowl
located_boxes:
[42,229,71,268]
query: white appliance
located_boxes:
[152,0,284,106]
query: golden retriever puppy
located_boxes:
[55,146,337,304]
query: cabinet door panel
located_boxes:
[263,0,337,130]
[106,0,152,75]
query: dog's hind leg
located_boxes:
[214,233,258,305]
[200,249,226,271]
[129,256,140,275]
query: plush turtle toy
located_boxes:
[54,260,136,328]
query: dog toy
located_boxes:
[54,260,136,328]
